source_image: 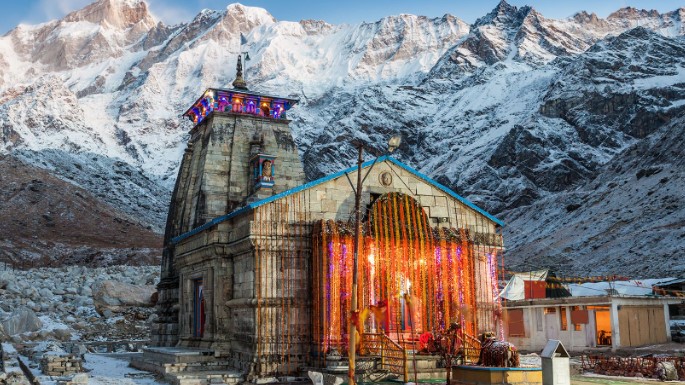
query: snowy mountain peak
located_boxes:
[608,7,661,21]
[63,0,156,30]
[224,3,276,25]
[1,2,685,276]
[572,11,602,25]
[298,19,334,35]
[474,0,531,28]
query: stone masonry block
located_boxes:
[416,183,432,195]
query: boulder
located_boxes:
[657,361,677,381]
[71,373,89,384]
[38,288,52,298]
[0,307,43,335]
[53,329,72,341]
[92,280,156,314]
[79,286,92,296]
[3,372,31,385]
[0,271,11,289]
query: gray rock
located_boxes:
[0,307,43,335]
[22,287,36,298]
[3,371,31,385]
[0,272,11,289]
[70,344,88,356]
[71,373,89,384]
[79,286,92,296]
[6,282,21,294]
[53,329,72,341]
[92,280,156,315]
[39,288,53,298]
[657,361,677,381]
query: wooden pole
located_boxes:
[348,144,363,385]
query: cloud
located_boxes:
[146,0,193,26]
[30,0,93,23]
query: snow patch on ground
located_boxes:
[82,353,166,385]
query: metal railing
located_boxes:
[461,332,482,364]
[581,355,685,379]
[361,333,408,381]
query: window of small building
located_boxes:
[508,309,525,337]
[560,307,568,330]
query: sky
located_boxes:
[2,0,683,35]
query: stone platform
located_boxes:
[304,354,453,383]
[451,365,542,385]
[130,347,243,385]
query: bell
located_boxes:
[244,52,251,61]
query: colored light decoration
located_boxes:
[487,252,504,340]
[312,193,496,371]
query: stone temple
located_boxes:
[137,57,506,383]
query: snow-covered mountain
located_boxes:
[0,0,683,276]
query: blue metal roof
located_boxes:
[170,156,504,244]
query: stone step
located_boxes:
[164,361,235,373]
[406,356,442,370]
[171,370,244,385]
[406,368,448,381]
[141,347,216,364]
[132,358,235,374]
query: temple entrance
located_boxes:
[193,278,205,338]
[312,192,502,356]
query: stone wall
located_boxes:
[175,112,305,233]
[167,158,504,376]
[153,108,305,349]
[40,353,83,377]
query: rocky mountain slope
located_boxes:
[0,156,161,267]
[504,115,685,277]
[0,0,683,276]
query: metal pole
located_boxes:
[348,144,363,385]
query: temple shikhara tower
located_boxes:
[141,56,506,383]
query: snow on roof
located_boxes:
[569,278,676,297]
[500,271,677,300]
[654,277,685,287]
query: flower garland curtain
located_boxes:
[312,192,499,358]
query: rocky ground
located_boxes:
[0,265,159,343]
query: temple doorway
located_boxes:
[193,278,205,338]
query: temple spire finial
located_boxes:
[232,54,248,90]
